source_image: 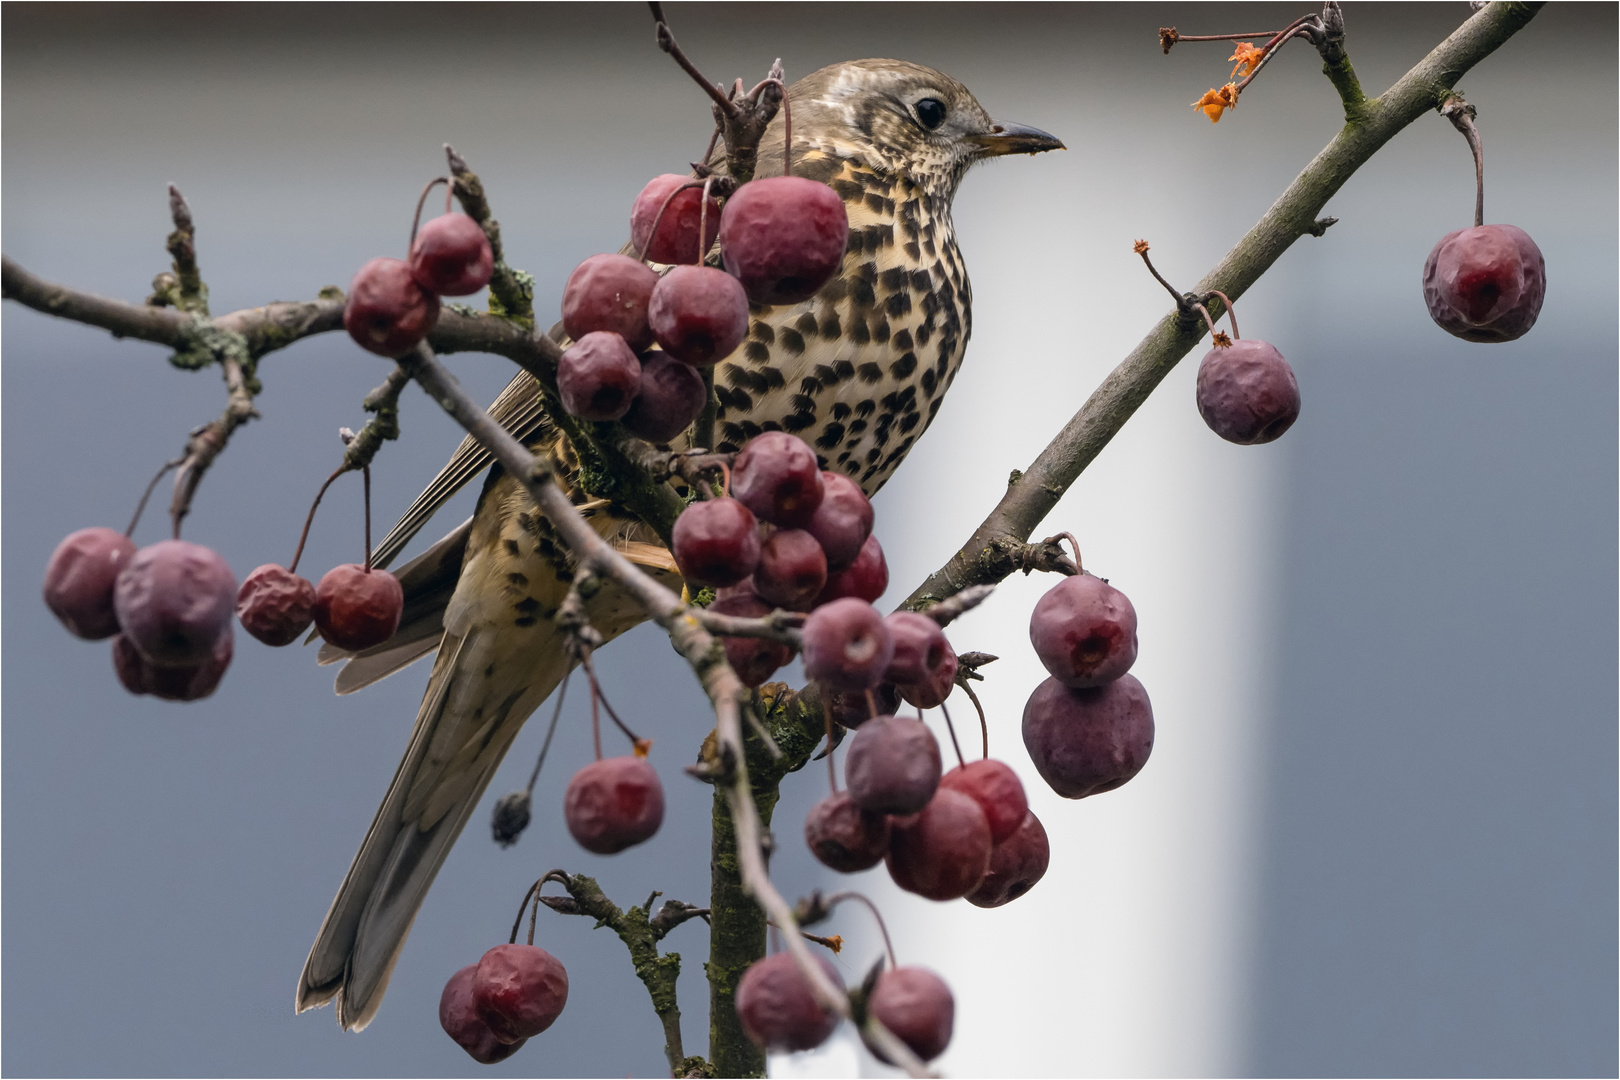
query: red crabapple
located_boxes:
[1195,339,1301,445]
[1022,673,1155,799]
[844,713,941,816]
[966,810,1050,908]
[1029,573,1138,688]
[561,254,659,352]
[731,431,824,528]
[409,213,493,296]
[556,331,642,422]
[631,174,721,265]
[43,526,136,640]
[708,592,793,687]
[114,539,236,667]
[735,951,844,1052]
[801,597,894,692]
[472,944,569,1044]
[313,564,403,652]
[806,471,873,571]
[939,759,1028,844]
[622,350,707,444]
[112,626,233,702]
[815,533,888,606]
[804,790,891,872]
[344,257,440,357]
[719,176,850,304]
[563,755,664,854]
[235,564,316,647]
[867,967,955,1064]
[1423,223,1545,342]
[440,963,526,1063]
[672,497,760,587]
[885,788,993,901]
[648,265,749,366]
[752,528,827,611]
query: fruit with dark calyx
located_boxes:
[816,533,888,606]
[752,528,827,611]
[440,963,526,1064]
[672,497,760,587]
[409,212,493,296]
[631,174,721,265]
[472,944,569,1044]
[802,597,894,692]
[866,967,955,1064]
[884,611,949,686]
[719,176,850,304]
[966,810,1050,908]
[735,951,844,1052]
[1029,573,1138,689]
[313,564,403,651]
[114,539,236,666]
[708,592,793,687]
[622,350,707,444]
[1022,673,1155,799]
[804,790,890,872]
[343,257,440,357]
[112,626,233,701]
[844,713,941,815]
[806,471,874,571]
[731,431,824,528]
[1423,223,1545,342]
[236,564,316,646]
[561,254,659,352]
[827,682,901,729]
[557,331,642,422]
[885,787,993,900]
[1195,339,1300,445]
[44,527,136,639]
[648,265,749,366]
[897,646,957,710]
[564,755,664,854]
[939,759,1028,844]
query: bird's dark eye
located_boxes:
[914,98,946,130]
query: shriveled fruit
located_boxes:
[672,497,760,587]
[344,256,440,357]
[844,713,941,816]
[735,951,844,1052]
[472,944,569,1044]
[801,597,894,692]
[886,787,993,901]
[313,564,403,651]
[966,810,1050,908]
[815,533,888,606]
[884,611,949,686]
[631,174,721,265]
[557,331,642,422]
[1423,223,1545,342]
[752,528,827,611]
[804,790,890,872]
[440,963,526,1064]
[1029,573,1138,688]
[939,759,1028,844]
[622,350,707,444]
[43,526,136,639]
[708,592,793,687]
[648,265,749,366]
[560,254,659,352]
[564,755,664,854]
[896,647,957,710]
[235,564,316,646]
[827,682,901,729]
[1195,339,1300,445]
[114,539,236,667]
[731,431,824,528]
[806,471,873,570]
[719,176,850,304]
[867,967,955,1064]
[409,212,493,296]
[112,626,233,702]
[1022,673,1154,799]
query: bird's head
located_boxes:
[760,58,1064,201]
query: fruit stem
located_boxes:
[510,871,571,946]
[581,650,647,748]
[1441,96,1485,228]
[1190,302,1223,343]
[1205,289,1240,338]
[822,686,838,794]
[823,891,897,970]
[697,176,714,264]
[362,464,373,572]
[939,700,967,769]
[408,176,449,251]
[289,465,347,575]
[780,82,792,177]
[1167,29,1282,44]
[961,680,990,759]
[1232,15,1320,93]
[637,180,708,264]
[1133,240,1189,309]
[127,456,182,538]
[1050,531,1084,573]
[525,670,572,794]
[863,687,879,721]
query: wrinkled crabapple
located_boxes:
[313,564,404,652]
[1423,223,1545,343]
[1195,339,1300,445]
[114,539,236,667]
[343,257,440,357]
[708,592,793,688]
[560,254,659,352]
[867,966,955,1064]
[731,431,824,528]
[815,533,888,606]
[672,497,760,587]
[621,350,707,444]
[409,212,493,296]
[885,787,993,901]
[1029,572,1138,688]
[719,176,850,304]
[563,755,664,854]
[883,611,949,686]
[826,682,901,729]
[440,963,526,1064]
[735,951,844,1052]
[939,759,1028,844]
[804,790,891,872]
[806,471,874,571]
[966,810,1050,909]
[557,331,642,422]
[43,526,136,640]
[752,528,827,611]
[648,265,749,366]
[896,646,957,710]
[1022,673,1155,799]
[235,564,316,647]
[112,626,233,702]
[473,943,569,1044]
[844,713,941,816]
[630,174,721,265]
[801,597,894,692]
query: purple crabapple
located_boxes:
[114,539,236,667]
[408,212,493,296]
[672,497,760,587]
[883,611,949,686]
[806,471,874,570]
[43,526,136,640]
[621,350,708,444]
[235,564,316,647]
[752,528,827,611]
[313,564,403,652]
[630,174,721,265]
[563,754,664,854]
[731,431,824,528]
[735,951,844,1052]
[440,963,526,1064]
[648,265,749,366]
[867,966,955,1064]
[1022,673,1155,799]
[897,646,957,710]
[815,533,888,606]
[885,787,993,901]
[343,256,440,357]
[708,591,793,687]
[827,682,901,729]
[801,597,894,692]
[939,759,1028,844]
[719,176,850,304]
[966,810,1050,908]
[844,713,941,816]
[1029,572,1138,688]
[556,331,642,422]
[112,625,233,702]
[560,254,659,352]
[804,790,891,872]
[1195,338,1301,445]
[1423,223,1545,342]
[472,944,569,1044]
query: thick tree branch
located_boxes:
[903,0,1541,611]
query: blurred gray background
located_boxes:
[3,4,1613,1077]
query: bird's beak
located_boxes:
[971,120,1065,157]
